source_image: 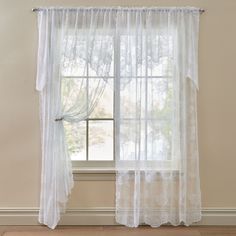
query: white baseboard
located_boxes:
[0,207,236,226]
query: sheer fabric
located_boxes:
[35,7,201,229]
[115,8,201,227]
[36,8,114,228]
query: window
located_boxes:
[61,32,174,169]
[61,33,115,168]
[62,72,115,167]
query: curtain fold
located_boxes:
[36,8,114,228]
[35,7,201,229]
[115,8,201,227]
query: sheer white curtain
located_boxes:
[36,8,113,228]
[115,8,201,227]
[35,7,201,229]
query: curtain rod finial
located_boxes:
[200,9,205,14]
[32,8,39,12]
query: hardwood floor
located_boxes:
[0,226,236,236]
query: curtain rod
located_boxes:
[32,7,205,13]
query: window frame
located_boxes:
[62,30,178,171]
[61,32,116,168]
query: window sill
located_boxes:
[72,167,116,181]
[73,167,116,174]
[72,167,180,181]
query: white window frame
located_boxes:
[63,30,178,171]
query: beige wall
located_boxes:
[0,0,236,213]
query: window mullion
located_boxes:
[114,30,120,163]
[86,32,89,162]
[145,31,148,161]
[88,118,114,121]
[86,119,89,161]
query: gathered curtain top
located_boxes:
[34,6,203,13]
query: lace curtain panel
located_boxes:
[35,7,201,229]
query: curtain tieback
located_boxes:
[55,117,64,122]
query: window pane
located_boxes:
[119,120,172,161]
[61,36,87,77]
[88,120,113,160]
[120,35,148,77]
[61,78,87,109]
[147,120,172,161]
[88,61,114,77]
[147,35,173,76]
[147,56,173,77]
[120,78,146,119]
[89,79,113,118]
[64,121,86,161]
[147,78,173,119]
[88,35,114,77]
[119,120,142,161]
